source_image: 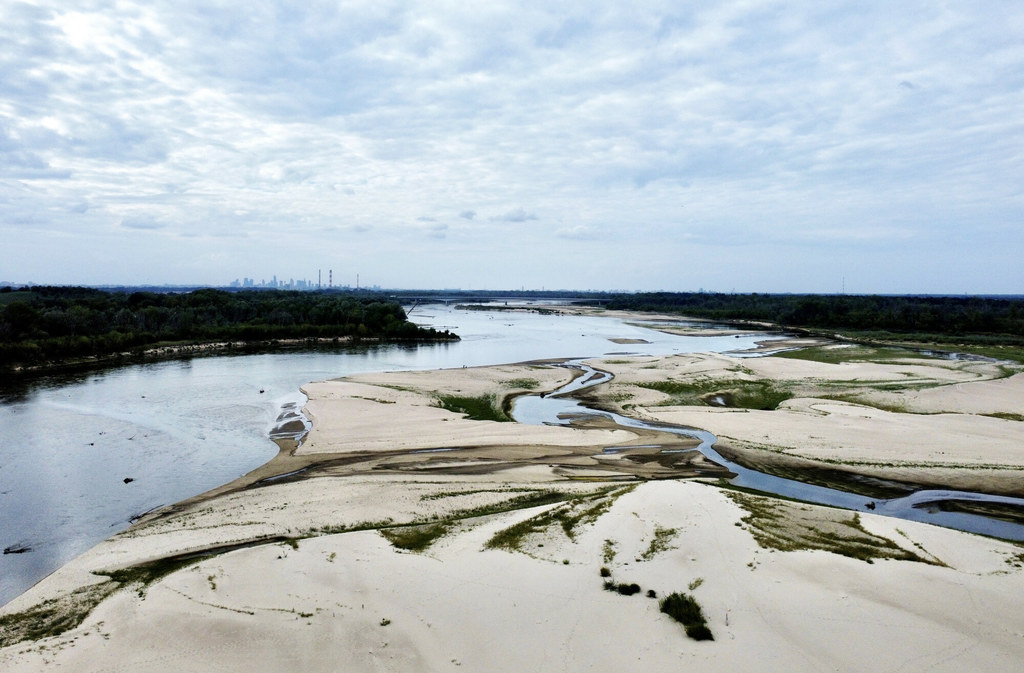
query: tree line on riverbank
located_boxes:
[0,286,455,370]
[587,293,1024,342]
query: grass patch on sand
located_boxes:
[0,582,119,648]
[603,539,618,563]
[501,377,541,389]
[637,378,792,410]
[772,345,937,365]
[0,548,226,648]
[485,485,635,552]
[725,490,941,565]
[381,523,450,552]
[660,592,714,641]
[100,554,209,594]
[640,525,678,561]
[436,394,510,422]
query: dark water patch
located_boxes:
[913,499,1024,526]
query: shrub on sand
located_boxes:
[660,592,713,641]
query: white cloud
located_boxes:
[0,1,1022,292]
[492,207,538,223]
[555,225,597,240]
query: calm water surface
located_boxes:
[0,305,771,605]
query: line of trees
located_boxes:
[588,292,1024,339]
[0,286,456,369]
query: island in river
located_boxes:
[2,312,1024,672]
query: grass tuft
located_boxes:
[660,592,714,641]
[381,523,450,552]
[436,394,510,422]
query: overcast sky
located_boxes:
[2,1,1022,293]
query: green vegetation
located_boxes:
[317,491,571,540]
[640,526,678,560]
[556,487,635,540]
[0,547,224,648]
[100,554,208,591]
[484,486,633,552]
[0,582,119,648]
[724,490,940,565]
[659,592,714,641]
[381,523,450,552]
[431,490,572,520]
[0,286,456,372]
[436,394,510,422]
[772,345,941,365]
[590,292,1024,340]
[602,539,618,563]
[501,377,541,389]
[637,378,792,410]
[484,508,563,551]
[0,486,613,649]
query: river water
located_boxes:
[0,304,770,605]
[4,304,1022,607]
[513,363,1024,542]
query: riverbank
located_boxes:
[3,353,1024,671]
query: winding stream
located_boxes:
[513,362,1024,541]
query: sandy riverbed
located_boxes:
[3,352,1024,672]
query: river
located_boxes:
[513,362,1024,542]
[0,304,770,605]
[4,303,1022,607]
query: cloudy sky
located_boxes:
[2,1,1022,293]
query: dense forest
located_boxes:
[588,293,1024,341]
[0,286,455,370]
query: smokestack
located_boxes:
[329,270,332,288]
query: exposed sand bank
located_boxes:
[4,351,1024,672]
[585,351,1024,495]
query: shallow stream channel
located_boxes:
[513,361,1024,542]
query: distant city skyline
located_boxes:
[3,3,1022,294]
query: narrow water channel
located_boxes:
[512,362,1024,541]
